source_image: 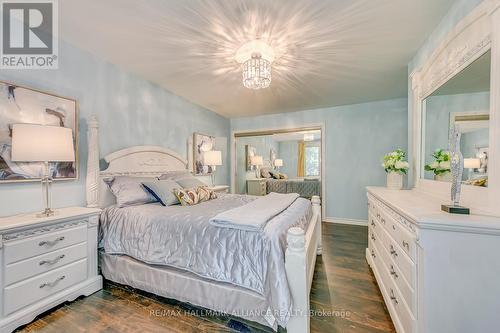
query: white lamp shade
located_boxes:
[11,124,75,162]
[274,159,283,167]
[250,155,263,166]
[203,150,222,166]
[464,158,480,169]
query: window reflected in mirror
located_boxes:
[421,50,490,187]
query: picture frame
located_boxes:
[193,132,216,175]
[245,145,256,171]
[0,81,78,183]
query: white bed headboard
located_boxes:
[85,115,189,208]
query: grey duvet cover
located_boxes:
[99,193,312,326]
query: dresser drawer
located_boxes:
[373,227,415,314]
[4,224,87,264]
[4,259,87,316]
[382,212,416,262]
[4,242,87,286]
[375,219,416,287]
[371,240,415,333]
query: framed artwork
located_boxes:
[0,81,78,182]
[193,132,215,175]
[270,148,276,168]
[245,145,256,171]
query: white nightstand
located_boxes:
[209,185,229,193]
[0,207,103,332]
[247,179,267,196]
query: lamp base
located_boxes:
[441,204,470,215]
[37,208,56,218]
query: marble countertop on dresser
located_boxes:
[367,187,500,234]
[0,207,102,233]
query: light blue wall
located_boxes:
[231,98,408,220]
[407,0,484,186]
[278,141,298,177]
[0,40,230,216]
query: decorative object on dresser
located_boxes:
[245,145,257,171]
[0,81,78,183]
[366,187,500,333]
[192,132,216,176]
[441,125,469,215]
[11,124,75,217]
[202,150,222,185]
[382,149,409,190]
[247,178,267,196]
[0,207,102,332]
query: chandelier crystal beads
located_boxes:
[242,54,271,89]
[235,40,275,90]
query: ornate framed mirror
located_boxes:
[410,0,500,215]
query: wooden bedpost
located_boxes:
[86,115,99,208]
[285,195,322,333]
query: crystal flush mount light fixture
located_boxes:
[235,40,275,90]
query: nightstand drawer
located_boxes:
[4,259,87,316]
[4,224,87,264]
[4,242,87,286]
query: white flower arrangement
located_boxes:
[382,149,409,175]
[424,149,451,176]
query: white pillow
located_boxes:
[105,176,157,207]
[142,179,180,206]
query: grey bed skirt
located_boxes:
[99,251,279,330]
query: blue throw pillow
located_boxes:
[142,179,181,206]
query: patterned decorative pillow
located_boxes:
[279,173,288,179]
[260,168,272,178]
[173,186,217,206]
[269,170,281,179]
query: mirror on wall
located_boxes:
[421,50,490,187]
[234,129,321,197]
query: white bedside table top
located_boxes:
[209,185,229,191]
[0,207,101,233]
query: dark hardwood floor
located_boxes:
[17,223,394,333]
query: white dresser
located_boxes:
[366,187,500,333]
[0,207,103,333]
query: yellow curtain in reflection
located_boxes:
[297,141,305,177]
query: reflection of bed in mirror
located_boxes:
[263,178,321,198]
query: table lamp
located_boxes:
[203,150,222,185]
[464,158,480,180]
[250,155,263,178]
[274,158,283,171]
[11,124,75,217]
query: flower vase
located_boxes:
[387,172,403,190]
[435,173,452,182]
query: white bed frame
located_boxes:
[85,115,322,332]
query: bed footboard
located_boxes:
[285,195,322,333]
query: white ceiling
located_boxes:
[59,0,455,118]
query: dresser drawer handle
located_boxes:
[376,213,380,219]
[371,233,376,241]
[39,275,65,289]
[390,289,398,304]
[392,225,396,230]
[371,249,376,258]
[371,220,375,227]
[390,265,398,278]
[390,245,398,257]
[402,240,410,250]
[381,218,386,224]
[39,254,65,266]
[39,236,65,247]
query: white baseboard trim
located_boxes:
[323,217,368,226]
